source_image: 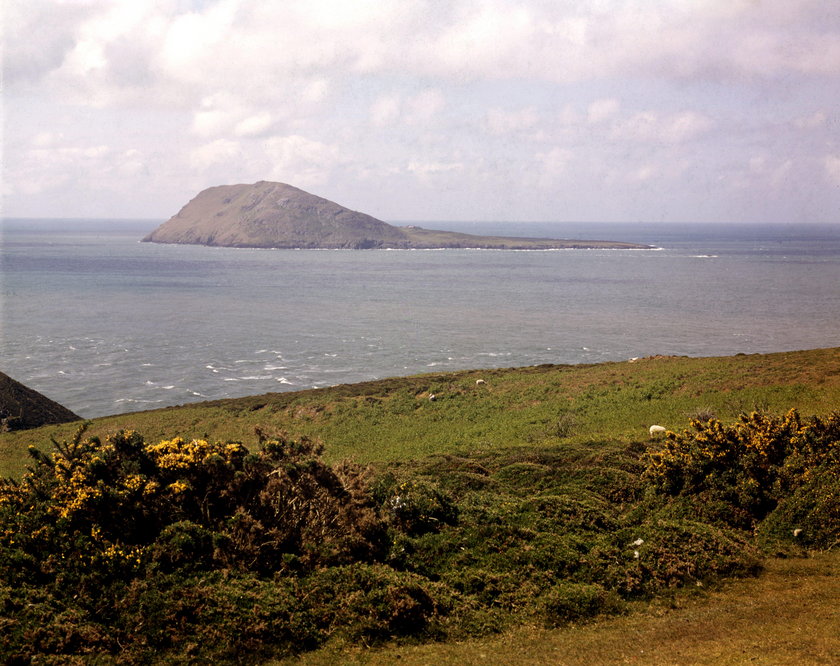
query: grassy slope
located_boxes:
[286,550,840,665]
[3,347,839,478]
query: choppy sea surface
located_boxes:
[2,219,839,418]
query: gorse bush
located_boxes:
[0,425,395,662]
[643,409,840,546]
[0,425,387,583]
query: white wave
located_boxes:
[263,365,287,371]
[276,377,293,384]
[239,375,273,380]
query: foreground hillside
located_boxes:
[4,347,839,479]
[1,348,838,663]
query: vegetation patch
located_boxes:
[1,350,839,662]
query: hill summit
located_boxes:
[0,371,80,431]
[143,182,650,250]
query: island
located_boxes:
[142,181,651,250]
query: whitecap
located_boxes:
[276,377,293,384]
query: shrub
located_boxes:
[540,582,624,627]
[586,520,761,598]
[0,425,391,661]
[301,563,452,643]
[374,475,458,536]
[757,466,840,551]
[643,410,840,532]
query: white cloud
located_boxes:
[370,94,402,126]
[407,89,446,123]
[795,111,827,129]
[661,112,714,143]
[4,0,840,222]
[406,160,464,177]
[611,110,713,144]
[587,99,620,124]
[234,113,274,138]
[264,135,341,186]
[825,155,840,186]
[189,139,242,171]
[535,147,573,187]
[485,107,540,135]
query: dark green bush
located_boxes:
[301,563,452,643]
[539,582,625,627]
[756,466,840,550]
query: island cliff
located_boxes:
[142,182,650,250]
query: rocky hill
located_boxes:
[0,371,80,431]
[142,182,650,250]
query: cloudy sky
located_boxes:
[3,0,840,224]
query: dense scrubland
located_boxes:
[1,348,839,664]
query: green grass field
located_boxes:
[4,347,840,478]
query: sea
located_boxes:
[2,219,839,419]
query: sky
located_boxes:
[3,0,840,224]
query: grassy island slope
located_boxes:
[142,181,651,250]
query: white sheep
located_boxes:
[428,393,437,402]
[475,379,486,386]
[649,425,667,438]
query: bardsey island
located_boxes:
[143,181,651,250]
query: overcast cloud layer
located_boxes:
[3,0,840,223]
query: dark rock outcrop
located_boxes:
[0,371,80,431]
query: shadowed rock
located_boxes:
[0,371,80,431]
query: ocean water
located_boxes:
[2,219,839,418]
